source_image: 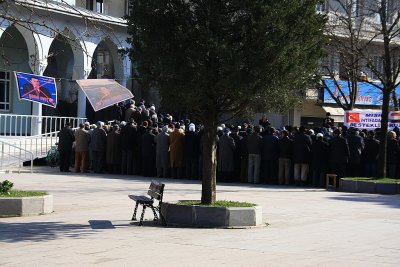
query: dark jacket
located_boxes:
[311,139,330,171]
[387,138,400,164]
[91,127,107,152]
[329,136,350,164]
[278,137,293,159]
[184,131,200,159]
[247,133,262,154]
[141,131,156,158]
[121,123,138,152]
[261,134,280,161]
[58,126,75,151]
[362,137,380,163]
[346,134,365,164]
[217,134,236,172]
[292,132,312,164]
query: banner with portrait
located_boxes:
[76,79,134,112]
[344,109,400,129]
[15,72,57,108]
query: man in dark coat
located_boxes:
[106,124,121,174]
[230,126,243,182]
[278,130,292,185]
[292,126,312,185]
[346,129,365,177]
[57,122,75,172]
[362,130,380,177]
[387,131,400,178]
[217,128,236,182]
[91,121,107,173]
[156,126,170,178]
[184,123,200,179]
[247,126,262,183]
[329,128,350,184]
[311,133,330,187]
[141,127,156,177]
[261,127,279,184]
[120,120,138,175]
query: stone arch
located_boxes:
[42,31,85,116]
[90,37,124,82]
[0,24,38,72]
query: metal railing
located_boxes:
[0,114,86,136]
[0,140,34,173]
[0,114,87,173]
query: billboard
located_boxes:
[344,109,400,129]
[15,72,57,108]
[323,79,400,106]
[76,79,134,112]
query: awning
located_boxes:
[322,106,344,116]
[322,106,345,122]
[76,79,134,112]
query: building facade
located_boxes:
[0,0,132,131]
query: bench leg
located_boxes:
[138,206,146,226]
[160,211,167,226]
[150,205,158,221]
[132,202,139,221]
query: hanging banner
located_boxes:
[15,72,57,108]
[323,79,400,106]
[76,79,133,112]
[344,109,400,129]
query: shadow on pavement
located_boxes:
[88,220,115,229]
[328,194,400,209]
[0,221,93,243]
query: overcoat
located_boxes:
[217,134,236,172]
[169,129,185,167]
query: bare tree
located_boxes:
[321,0,400,177]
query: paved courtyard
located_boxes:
[1,168,400,266]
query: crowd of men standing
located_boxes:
[57,101,400,187]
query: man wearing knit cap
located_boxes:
[185,123,199,179]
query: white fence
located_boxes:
[0,114,86,172]
[0,114,85,136]
[0,141,34,173]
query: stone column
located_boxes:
[76,67,92,118]
[31,60,48,136]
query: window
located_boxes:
[316,1,328,12]
[86,0,104,13]
[319,51,338,76]
[0,71,11,111]
[96,0,103,13]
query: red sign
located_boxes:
[346,112,360,123]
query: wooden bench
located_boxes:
[128,181,166,226]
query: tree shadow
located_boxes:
[328,194,400,209]
[0,221,93,243]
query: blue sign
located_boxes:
[323,79,400,106]
[15,72,57,108]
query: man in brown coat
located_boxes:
[169,123,185,179]
[74,123,90,172]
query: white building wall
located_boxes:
[0,0,131,121]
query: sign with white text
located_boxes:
[344,109,400,129]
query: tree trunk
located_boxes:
[201,120,217,205]
[377,88,390,178]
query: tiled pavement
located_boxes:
[1,168,399,266]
